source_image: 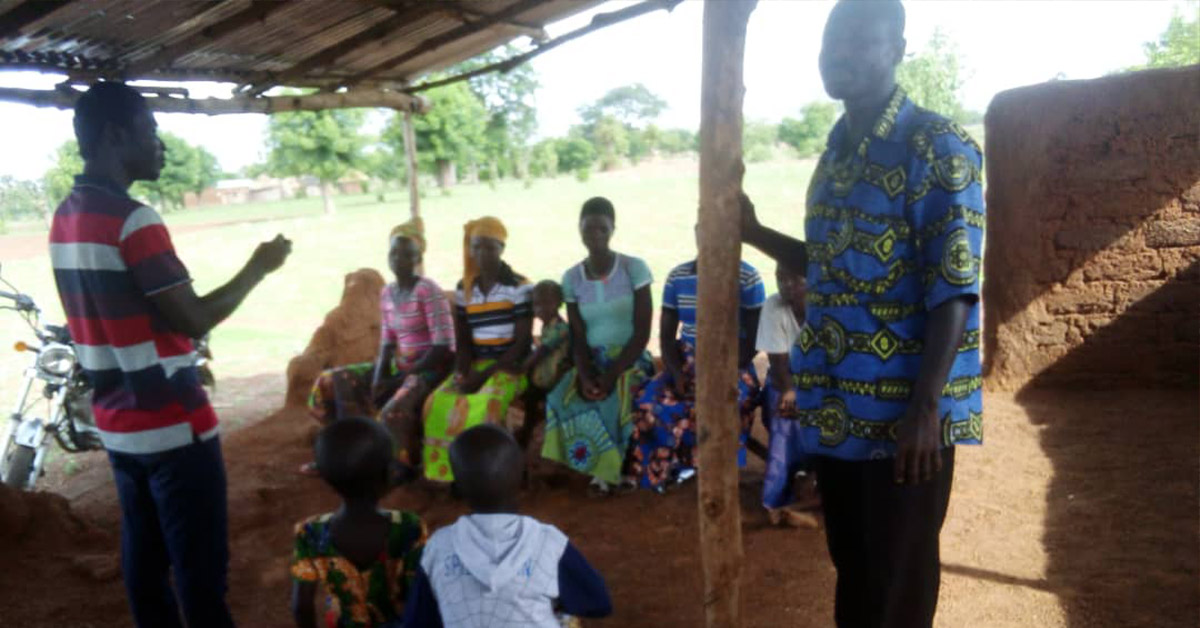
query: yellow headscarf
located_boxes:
[389,217,425,253]
[462,216,508,293]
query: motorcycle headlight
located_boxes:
[37,345,76,376]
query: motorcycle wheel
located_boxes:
[2,444,36,490]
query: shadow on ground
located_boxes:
[1019,270,1199,627]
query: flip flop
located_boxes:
[298,461,320,476]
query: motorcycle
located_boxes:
[0,264,214,490]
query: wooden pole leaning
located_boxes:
[402,110,421,220]
[696,0,757,626]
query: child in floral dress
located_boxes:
[291,417,427,628]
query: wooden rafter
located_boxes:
[357,0,546,38]
[120,0,290,78]
[0,0,71,39]
[243,3,444,97]
[112,0,236,64]
[406,0,681,94]
[0,85,427,115]
[440,1,549,42]
[344,0,546,85]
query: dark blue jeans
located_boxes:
[108,436,235,628]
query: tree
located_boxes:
[456,45,540,180]
[555,137,596,174]
[743,120,779,163]
[576,83,668,166]
[1129,10,1200,70]
[131,132,220,211]
[896,28,968,122]
[588,116,630,171]
[656,128,697,155]
[779,101,840,158]
[0,177,46,232]
[389,82,487,188]
[267,107,366,214]
[360,146,404,202]
[529,139,559,178]
[43,140,84,206]
[578,83,667,128]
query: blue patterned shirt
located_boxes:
[789,86,985,461]
[662,260,765,346]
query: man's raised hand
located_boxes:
[250,234,292,275]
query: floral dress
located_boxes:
[290,510,427,628]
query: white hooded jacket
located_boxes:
[420,513,569,628]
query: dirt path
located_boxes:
[2,388,1195,628]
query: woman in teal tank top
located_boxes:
[541,197,655,493]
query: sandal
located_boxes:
[298,461,320,476]
[587,478,612,498]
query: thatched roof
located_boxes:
[0,0,677,113]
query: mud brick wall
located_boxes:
[983,66,1200,390]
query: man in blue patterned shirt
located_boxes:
[740,1,984,626]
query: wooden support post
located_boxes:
[696,1,756,627]
[402,111,421,220]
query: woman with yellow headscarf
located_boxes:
[304,217,456,478]
[420,216,533,482]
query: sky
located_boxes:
[0,0,1192,182]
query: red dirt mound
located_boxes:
[0,484,107,551]
[284,268,384,407]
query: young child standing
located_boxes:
[525,280,573,392]
[291,417,427,628]
[756,263,820,528]
[403,424,612,627]
[516,280,573,450]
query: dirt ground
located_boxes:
[1,385,1195,628]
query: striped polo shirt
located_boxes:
[380,278,456,370]
[454,273,532,359]
[50,175,216,455]
[662,259,766,345]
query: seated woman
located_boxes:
[630,235,766,491]
[421,216,532,482]
[305,219,454,476]
[542,197,654,495]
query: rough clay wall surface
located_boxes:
[283,269,384,407]
[983,66,1200,391]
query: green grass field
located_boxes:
[0,157,816,412]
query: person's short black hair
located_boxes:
[315,416,394,501]
[449,424,523,512]
[580,196,616,224]
[831,0,905,42]
[73,82,148,160]
[776,261,806,278]
[533,279,563,303]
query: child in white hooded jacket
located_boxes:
[403,424,612,627]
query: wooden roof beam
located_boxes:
[439,2,549,42]
[345,0,547,85]
[243,3,444,97]
[360,0,547,41]
[121,0,291,78]
[0,85,429,115]
[0,0,71,39]
[405,0,682,94]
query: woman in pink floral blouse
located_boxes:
[305,218,455,479]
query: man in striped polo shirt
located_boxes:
[50,82,291,627]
